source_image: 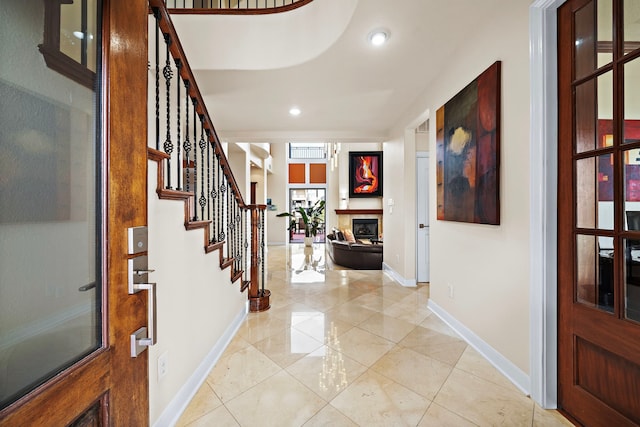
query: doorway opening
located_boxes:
[288,188,326,243]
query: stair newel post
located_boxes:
[243,207,249,283]
[249,205,270,312]
[260,206,266,295]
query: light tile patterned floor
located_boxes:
[177,244,572,427]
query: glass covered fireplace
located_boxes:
[352,218,378,240]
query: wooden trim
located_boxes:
[335,209,383,215]
[105,0,150,423]
[38,0,96,89]
[168,0,312,15]
[0,352,110,426]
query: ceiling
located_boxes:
[172,0,506,142]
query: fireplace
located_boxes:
[352,219,378,240]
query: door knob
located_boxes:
[419,224,425,229]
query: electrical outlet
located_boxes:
[158,352,168,380]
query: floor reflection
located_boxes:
[288,244,326,283]
[177,245,573,427]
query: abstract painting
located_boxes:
[349,151,383,198]
[436,61,501,225]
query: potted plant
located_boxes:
[277,199,325,246]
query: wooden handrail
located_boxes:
[167,0,313,15]
[150,0,247,209]
[149,1,270,310]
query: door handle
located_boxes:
[128,255,157,357]
[78,282,96,292]
[130,282,157,357]
[419,224,426,229]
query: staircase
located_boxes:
[148,0,270,311]
[165,0,312,14]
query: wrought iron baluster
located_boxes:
[243,208,248,282]
[228,192,232,262]
[206,130,211,224]
[198,119,207,220]
[210,152,218,242]
[227,182,232,261]
[232,197,237,270]
[162,33,174,189]
[183,86,191,192]
[153,8,160,151]
[219,162,225,243]
[235,199,240,272]
[191,99,198,220]
[237,202,241,273]
[175,59,182,191]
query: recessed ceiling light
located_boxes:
[289,107,301,116]
[368,29,390,46]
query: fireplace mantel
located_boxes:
[335,209,383,215]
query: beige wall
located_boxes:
[228,143,250,202]
[390,0,532,373]
[147,160,247,424]
[266,143,289,244]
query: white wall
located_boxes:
[147,160,247,425]
[390,0,532,374]
[228,143,250,202]
[266,143,289,244]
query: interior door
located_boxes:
[416,153,430,282]
[558,1,640,424]
[0,0,149,425]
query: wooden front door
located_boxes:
[558,0,640,424]
[0,0,149,425]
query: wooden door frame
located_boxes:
[0,0,150,424]
[104,0,150,423]
[529,0,568,410]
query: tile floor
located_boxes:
[177,244,572,427]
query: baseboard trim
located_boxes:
[427,300,531,395]
[382,262,417,287]
[152,302,248,427]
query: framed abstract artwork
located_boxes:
[349,151,383,198]
[436,61,501,225]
